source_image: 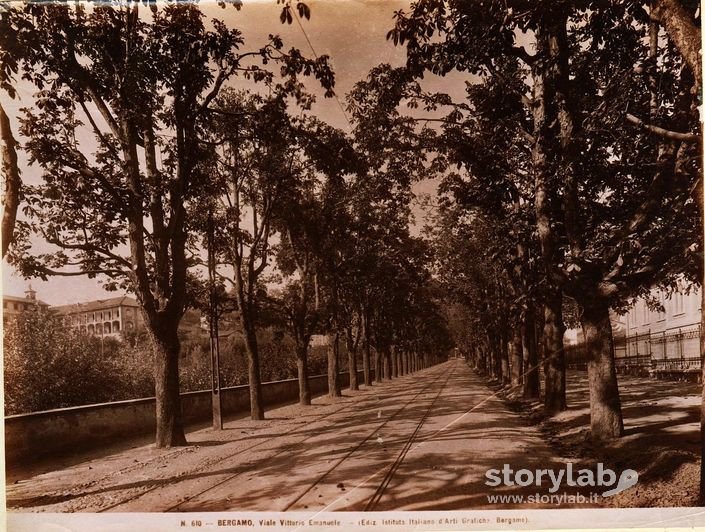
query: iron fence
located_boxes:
[651,357,701,372]
[565,324,702,377]
[614,355,651,370]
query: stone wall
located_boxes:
[5,370,368,465]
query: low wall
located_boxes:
[5,370,368,466]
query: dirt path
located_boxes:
[7,360,599,512]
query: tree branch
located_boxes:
[510,45,536,65]
[626,112,700,142]
[34,266,124,277]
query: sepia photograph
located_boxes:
[0,0,703,530]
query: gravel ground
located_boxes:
[497,370,701,507]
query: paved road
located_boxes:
[7,360,599,512]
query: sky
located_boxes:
[2,0,471,305]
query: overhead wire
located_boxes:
[292,8,353,131]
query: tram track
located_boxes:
[279,364,454,512]
[363,364,456,511]
[94,362,450,513]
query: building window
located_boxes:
[674,292,685,315]
[656,293,666,321]
[641,302,649,325]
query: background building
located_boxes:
[618,286,700,373]
[54,296,143,338]
[2,286,50,324]
[565,285,701,378]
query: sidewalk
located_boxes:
[500,370,701,507]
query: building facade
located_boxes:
[54,296,144,339]
[622,287,700,337]
[565,285,701,378]
[618,286,700,372]
[2,286,50,324]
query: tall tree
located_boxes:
[346,64,436,382]
[389,0,701,441]
[642,0,705,502]
[6,3,333,441]
[272,116,358,403]
[207,80,334,418]
[8,4,251,446]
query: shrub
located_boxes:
[4,309,127,414]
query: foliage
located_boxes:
[3,308,335,415]
[390,0,702,309]
[3,310,152,415]
[178,328,314,390]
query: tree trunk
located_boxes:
[363,342,372,386]
[346,331,358,391]
[296,342,311,405]
[500,333,510,384]
[582,298,624,441]
[522,310,541,399]
[375,347,382,383]
[489,333,500,380]
[510,325,523,387]
[383,346,392,379]
[652,0,702,92]
[1,102,20,258]
[362,312,372,386]
[543,291,567,414]
[327,331,341,397]
[532,20,567,415]
[391,346,398,378]
[244,326,265,420]
[477,345,486,373]
[152,326,187,447]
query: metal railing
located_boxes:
[651,357,701,372]
[566,324,702,375]
[614,355,651,369]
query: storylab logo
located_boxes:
[485,463,638,498]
